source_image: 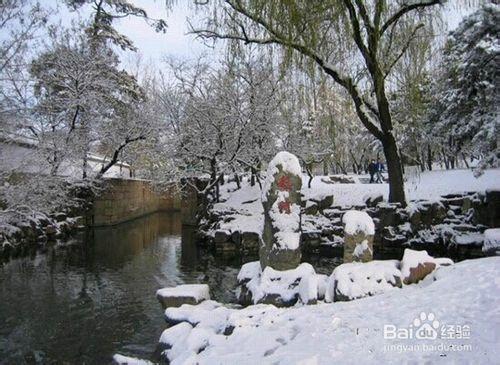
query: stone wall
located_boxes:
[88,178,181,226]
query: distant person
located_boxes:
[368,160,376,183]
[375,159,385,183]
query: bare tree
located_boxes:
[192,0,446,206]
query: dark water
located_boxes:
[0,212,341,364]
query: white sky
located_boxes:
[44,0,476,70]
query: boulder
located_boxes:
[482,228,500,256]
[156,284,210,309]
[261,151,303,270]
[54,212,67,222]
[241,231,260,252]
[311,195,334,211]
[304,201,319,215]
[376,203,401,228]
[408,201,447,229]
[316,274,328,301]
[300,231,322,252]
[365,194,383,208]
[485,190,500,227]
[214,230,231,244]
[400,249,453,285]
[44,225,57,238]
[342,210,374,263]
[236,261,318,307]
[214,230,237,252]
[325,260,402,302]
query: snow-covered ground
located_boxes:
[212,168,500,235]
[303,168,500,206]
[115,257,500,364]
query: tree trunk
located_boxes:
[234,173,241,189]
[427,145,433,171]
[462,153,470,169]
[382,133,406,206]
[306,164,313,189]
[250,167,255,186]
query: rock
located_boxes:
[158,322,193,351]
[482,228,500,256]
[304,201,319,215]
[214,230,236,252]
[298,274,318,305]
[261,151,302,270]
[54,212,67,222]
[325,260,402,302]
[316,274,328,300]
[485,190,500,227]
[156,284,210,309]
[231,230,241,245]
[44,225,57,238]
[409,201,447,229]
[236,261,317,307]
[164,300,225,326]
[400,248,453,285]
[342,210,374,263]
[214,230,231,243]
[376,203,401,228]
[300,231,322,252]
[365,194,383,208]
[311,195,334,211]
[241,231,260,252]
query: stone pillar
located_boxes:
[342,210,374,263]
[260,151,302,270]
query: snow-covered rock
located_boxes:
[237,261,318,307]
[316,274,328,300]
[342,210,375,263]
[325,260,402,302]
[400,249,453,285]
[159,322,193,349]
[483,228,500,255]
[261,151,303,270]
[342,210,375,235]
[164,300,228,329]
[156,284,210,309]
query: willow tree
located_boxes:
[193,0,443,205]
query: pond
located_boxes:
[0,212,341,364]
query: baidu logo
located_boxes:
[384,312,470,340]
[412,312,440,340]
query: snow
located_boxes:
[146,257,500,364]
[262,151,302,201]
[214,182,263,235]
[298,273,318,304]
[269,191,301,250]
[156,284,210,301]
[240,262,317,304]
[342,210,375,235]
[159,322,193,347]
[325,260,402,302]
[237,261,262,282]
[112,354,154,365]
[353,239,371,258]
[164,301,228,330]
[316,274,328,300]
[483,228,500,253]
